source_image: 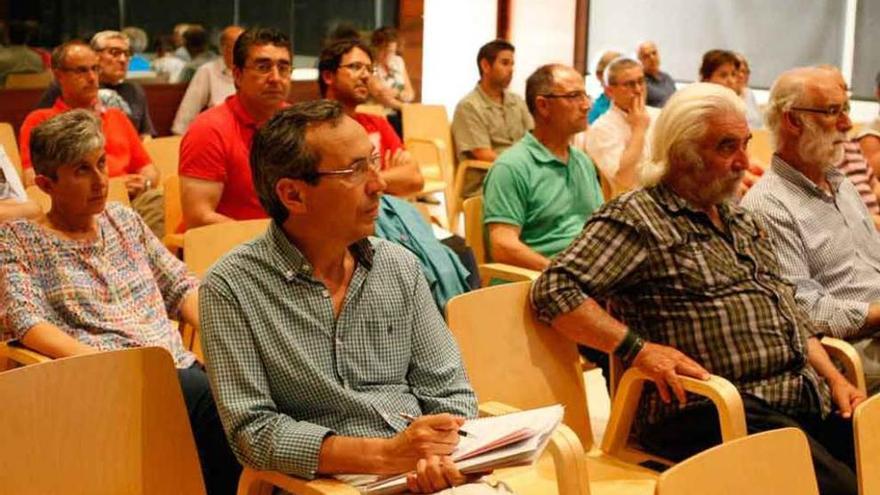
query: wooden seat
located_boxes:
[462,195,541,285]
[0,122,22,178]
[183,219,270,279]
[143,135,182,181]
[0,347,206,494]
[0,340,51,371]
[656,428,818,494]
[25,177,130,212]
[446,282,659,494]
[4,71,53,89]
[854,393,880,495]
[401,103,456,226]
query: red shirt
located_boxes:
[179,95,274,223]
[352,113,402,170]
[19,99,151,177]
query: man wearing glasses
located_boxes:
[36,30,156,139]
[584,57,660,198]
[18,39,162,235]
[179,27,292,229]
[742,66,880,394]
[199,100,508,494]
[318,38,424,197]
[482,64,604,271]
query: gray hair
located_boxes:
[30,110,105,179]
[91,30,129,51]
[765,68,811,150]
[121,27,148,53]
[642,82,746,186]
[605,56,641,86]
[250,100,344,224]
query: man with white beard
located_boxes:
[742,67,880,394]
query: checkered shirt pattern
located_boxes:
[199,222,477,479]
[741,155,880,338]
[531,184,832,432]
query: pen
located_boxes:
[398,412,473,438]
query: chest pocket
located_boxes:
[667,232,741,294]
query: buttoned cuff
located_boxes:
[821,300,871,339]
[274,422,335,479]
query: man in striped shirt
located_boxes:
[742,67,880,395]
[532,82,862,495]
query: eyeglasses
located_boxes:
[339,62,374,74]
[245,60,293,77]
[314,153,381,184]
[539,91,592,103]
[98,47,131,58]
[58,65,101,76]
[610,77,646,90]
[790,101,851,119]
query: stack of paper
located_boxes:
[358,404,564,495]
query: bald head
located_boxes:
[766,67,839,140]
[637,41,660,76]
[221,26,244,69]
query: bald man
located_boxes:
[172,26,244,135]
[637,41,675,107]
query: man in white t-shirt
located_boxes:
[584,57,660,198]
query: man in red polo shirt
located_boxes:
[178,28,291,229]
[18,40,162,235]
[318,38,424,197]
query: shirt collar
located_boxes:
[226,94,259,130]
[523,131,572,166]
[475,84,517,109]
[52,97,104,114]
[770,154,845,199]
[266,221,375,282]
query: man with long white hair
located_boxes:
[742,67,880,394]
[531,82,861,495]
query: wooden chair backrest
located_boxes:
[445,282,594,450]
[854,393,880,495]
[183,219,270,278]
[747,127,774,167]
[0,122,22,177]
[656,428,818,495]
[163,175,182,239]
[26,177,130,213]
[402,103,452,148]
[4,71,53,89]
[0,348,206,494]
[144,135,182,181]
[462,195,487,264]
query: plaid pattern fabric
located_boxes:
[531,184,831,431]
[741,155,880,338]
[0,203,197,367]
[199,222,477,479]
[836,140,880,215]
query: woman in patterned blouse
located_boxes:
[368,26,414,135]
[0,109,240,495]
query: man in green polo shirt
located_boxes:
[483,63,604,270]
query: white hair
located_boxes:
[764,69,811,151]
[641,82,746,186]
[91,30,129,51]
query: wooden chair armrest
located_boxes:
[0,340,52,367]
[601,367,746,459]
[237,467,360,495]
[822,336,866,394]
[478,263,540,286]
[164,233,184,251]
[478,401,589,495]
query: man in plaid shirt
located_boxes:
[199,100,513,494]
[531,82,863,495]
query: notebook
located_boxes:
[351,404,564,495]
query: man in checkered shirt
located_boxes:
[531,82,863,495]
[199,99,512,494]
[742,66,880,395]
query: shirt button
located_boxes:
[322,289,329,298]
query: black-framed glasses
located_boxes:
[58,65,101,76]
[314,153,381,183]
[539,91,591,103]
[245,60,293,77]
[98,47,131,58]
[339,62,374,74]
[790,101,850,119]
[610,78,646,90]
